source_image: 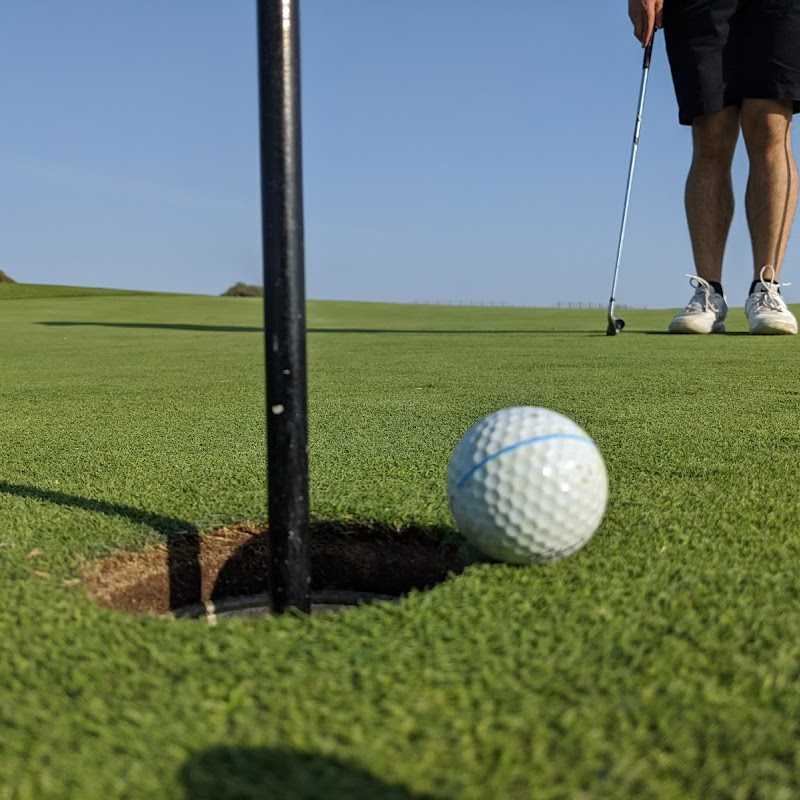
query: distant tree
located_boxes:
[221,282,263,297]
[0,270,16,283]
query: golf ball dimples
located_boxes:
[447,407,608,564]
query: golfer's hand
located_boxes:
[628,0,663,46]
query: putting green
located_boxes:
[3,286,800,798]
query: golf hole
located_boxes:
[82,523,471,622]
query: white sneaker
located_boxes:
[668,275,728,334]
[745,267,798,335]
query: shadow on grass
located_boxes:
[180,746,441,800]
[39,321,600,335]
[309,328,600,336]
[0,480,201,610]
[641,331,752,337]
[40,321,262,334]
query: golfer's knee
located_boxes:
[741,99,793,156]
[692,109,740,164]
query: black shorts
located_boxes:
[663,0,800,125]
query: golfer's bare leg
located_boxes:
[685,107,740,283]
[740,98,798,282]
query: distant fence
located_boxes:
[555,301,644,310]
[409,299,646,310]
[411,299,525,307]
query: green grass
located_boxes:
[3,286,800,798]
[0,282,162,300]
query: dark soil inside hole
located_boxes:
[82,523,472,616]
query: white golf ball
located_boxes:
[447,407,608,564]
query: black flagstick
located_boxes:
[257,0,311,614]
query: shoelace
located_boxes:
[682,274,716,312]
[752,266,791,313]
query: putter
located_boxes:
[607,30,656,336]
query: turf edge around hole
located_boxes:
[80,523,472,620]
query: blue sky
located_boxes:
[0,1,793,309]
